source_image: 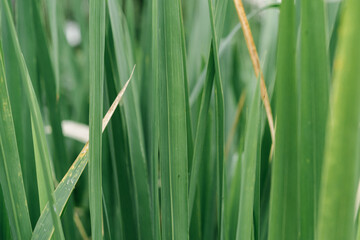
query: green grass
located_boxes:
[88,0,105,239]
[1,0,360,239]
[0,31,32,240]
[268,0,298,238]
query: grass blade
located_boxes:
[158,0,189,238]
[329,2,342,71]
[235,82,261,240]
[151,0,161,238]
[179,0,194,175]
[317,0,360,239]
[225,91,246,158]
[0,37,32,240]
[157,0,172,238]
[45,0,60,98]
[88,0,106,237]
[268,0,299,238]
[0,190,11,240]
[299,0,329,238]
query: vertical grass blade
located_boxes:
[1,0,65,238]
[89,0,106,238]
[16,0,38,93]
[151,0,161,238]
[0,38,32,240]
[268,0,299,239]
[317,0,360,239]
[207,0,225,237]
[329,3,342,72]
[235,83,261,240]
[157,0,172,238]
[46,0,60,98]
[179,0,194,173]
[159,0,189,237]
[299,0,329,238]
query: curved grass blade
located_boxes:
[32,70,134,240]
[268,0,299,239]
[317,0,360,239]
[88,0,106,238]
[235,83,261,240]
[1,0,64,238]
[0,38,32,240]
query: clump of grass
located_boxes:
[0,0,360,239]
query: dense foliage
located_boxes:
[1,0,359,239]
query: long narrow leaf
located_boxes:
[88,0,106,238]
[317,0,360,239]
[235,83,261,240]
[268,0,299,239]
[45,0,60,97]
[0,36,32,240]
[236,83,261,240]
[151,0,161,238]
[299,0,329,238]
[159,0,189,238]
